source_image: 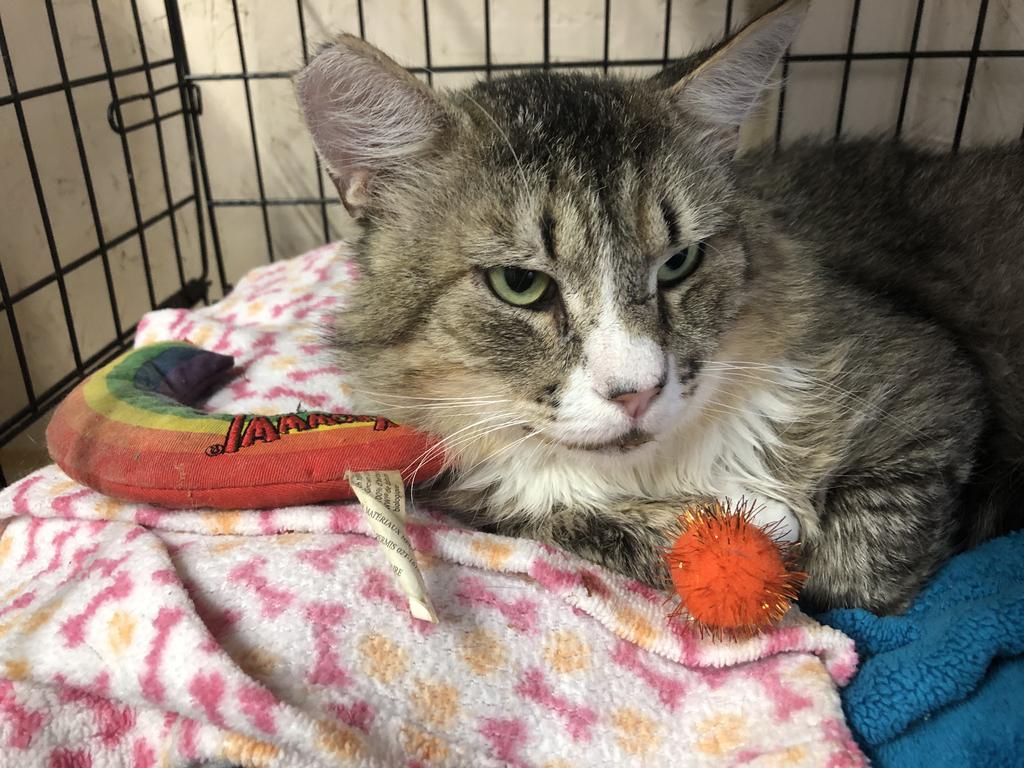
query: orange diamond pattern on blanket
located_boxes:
[611,708,660,756]
[0,244,865,767]
[543,629,591,674]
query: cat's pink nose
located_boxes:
[611,386,661,421]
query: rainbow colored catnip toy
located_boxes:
[46,342,442,508]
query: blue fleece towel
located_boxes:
[817,530,1024,767]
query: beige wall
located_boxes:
[2,0,1023,481]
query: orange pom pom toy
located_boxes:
[666,499,806,638]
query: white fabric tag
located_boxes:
[346,470,438,623]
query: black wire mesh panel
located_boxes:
[181,0,1024,299]
[2,0,1023,487]
[0,1,208,485]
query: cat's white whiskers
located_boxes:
[352,388,508,402]
[405,413,524,511]
[703,368,863,425]
[410,416,527,487]
[703,362,933,444]
[349,389,512,418]
[703,365,946,478]
[401,412,516,476]
[356,399,509,413]
[462,429,540,477]
[698,398,762,420]
[441,419,530,467]
[408,417,529,510]
[698,359,883,377]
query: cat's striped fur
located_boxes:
[296,0,1022,612]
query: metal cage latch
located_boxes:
[106,80,202,135]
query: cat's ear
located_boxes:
[666,0,807,132]
[294,34,449,218]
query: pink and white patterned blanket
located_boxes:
[0,244,865,767]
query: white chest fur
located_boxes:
[448,366,806,539]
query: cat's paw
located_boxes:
[551,511,677,590]
[723,489,800,542]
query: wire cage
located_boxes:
[2,0,1023,487]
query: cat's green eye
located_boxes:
[657,243,703,288]
[486,267,554,308]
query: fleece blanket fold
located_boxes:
[819,530,1024,767]
[0,243,864,767]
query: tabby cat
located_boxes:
[294,0,1024,613]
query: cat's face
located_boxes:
[296,2,805,464]
[332,77,751,454]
